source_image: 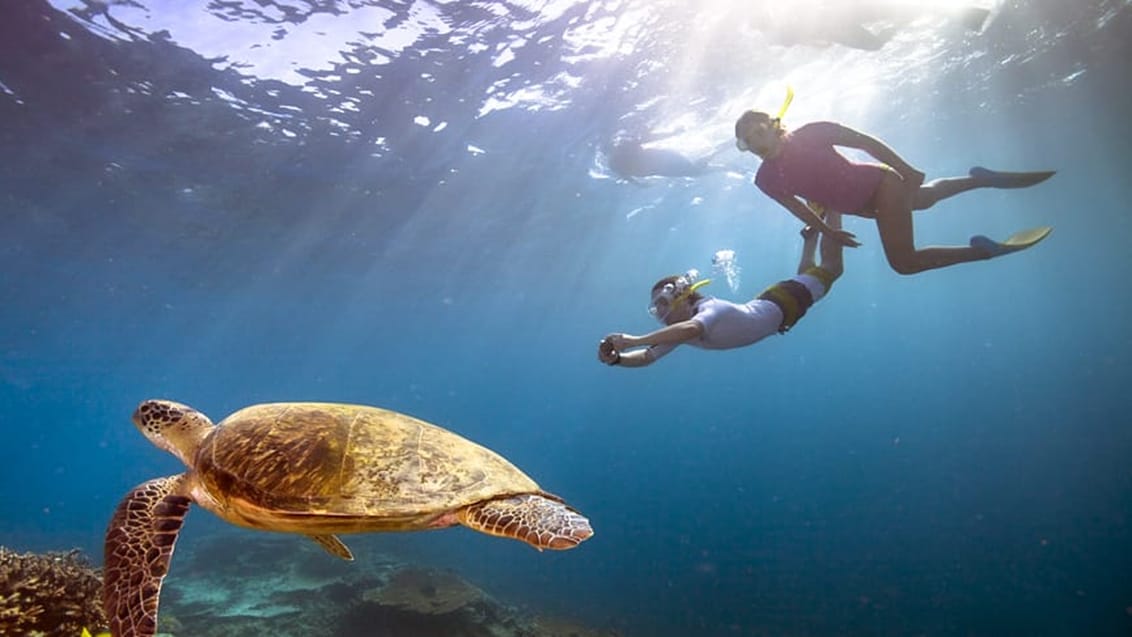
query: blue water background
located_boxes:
[1,1,1131,635]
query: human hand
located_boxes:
[606,333,634,350]
[598,336,621,365]
[800,224,820,241]
[827,228,861,248]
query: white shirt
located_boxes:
[647,272,827,361]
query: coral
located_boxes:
[363,566,486,615]
[0,546,107,637]
[531,614,623,637]
[342,566,539,637]
[157,540,614,637]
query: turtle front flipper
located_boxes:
[104,475,192,637]
[458,493,593,551]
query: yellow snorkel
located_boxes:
[649,271,713,321]
[771,85,825,217]
[672,277,711,307]
[775,85,794,121]
[736,85,795,153]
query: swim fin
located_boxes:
[969,166,1056,189]
[970,226,1052,258]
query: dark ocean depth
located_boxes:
[1,1,1131,635]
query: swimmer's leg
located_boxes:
[911,167,1056,210]
[968,166,1057,189]
[873,172,991,275]
[797,226,819,274]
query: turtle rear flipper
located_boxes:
[458,494,593,551]
[104,475,192,637]
[307,534,355,560]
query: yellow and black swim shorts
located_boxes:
[756,266,838,333]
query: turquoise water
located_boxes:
[2,0,1131,635]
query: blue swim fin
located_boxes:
[970,227,1053,258]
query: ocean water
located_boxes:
[1,0,1130,635]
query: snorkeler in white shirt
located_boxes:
[598,211,845,368]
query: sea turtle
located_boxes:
[103,400,594,637]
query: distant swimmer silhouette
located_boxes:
[598,212,846,368]
[606,130,727,182]
[734,91,1054,275]
[753,1,991,51]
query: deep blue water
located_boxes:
[2,0,1131,635]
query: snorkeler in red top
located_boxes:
[735,100,1054,275]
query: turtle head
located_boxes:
[132,399,215,467]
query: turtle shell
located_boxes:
[194,403,540,523]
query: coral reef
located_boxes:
[160,535,618,637]
[169,534,367,624]
[531,614,623,637]
[0,546,107,637]
[0,538,621,637]
[343,565,535,637]
[363,566,487,614]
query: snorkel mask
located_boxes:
[735,85,794,152]
[648,269,712,322]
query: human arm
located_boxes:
[598,320,704,368]
[772,193,861,248]
[825,122,925,186]
[599,345,657,368]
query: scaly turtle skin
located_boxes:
[104,400,593,637]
